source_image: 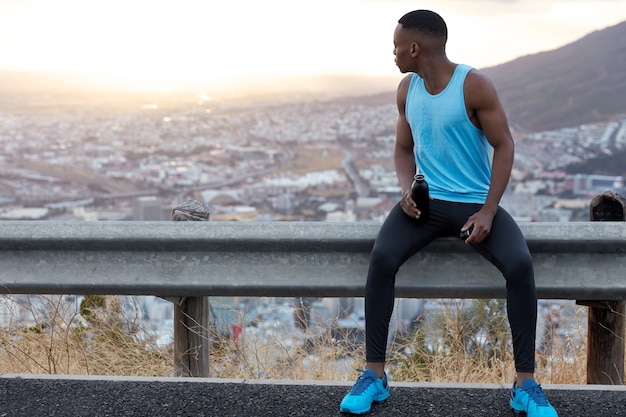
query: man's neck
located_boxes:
[418,59,457,95]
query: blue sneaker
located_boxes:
[510,379,558,417]
[340,369,389,414]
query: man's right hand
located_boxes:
[401,190,421,219]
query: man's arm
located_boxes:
[394,74,421,219]
[462,70,515,243]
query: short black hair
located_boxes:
[398,10,447,40]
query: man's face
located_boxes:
[393,24,415,73]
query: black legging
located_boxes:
[365,199,537,373]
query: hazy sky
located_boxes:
[0,0,624,90]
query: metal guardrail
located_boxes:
[0,220,625,381]
[0,221,624,299]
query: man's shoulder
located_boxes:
[457,63,474,72]
[396,74,416,101]
[463,66,493,84]
[398,73,416,88]
[463,67,499,97]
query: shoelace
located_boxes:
[523,383,550,407]
[350,369,377,395]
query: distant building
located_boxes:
[0,207,49,220]
[210,205,258,221]
[571,174,624,196]
[133,196,163,221]
[326,210,356,222]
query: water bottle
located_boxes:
[411,174,429,223]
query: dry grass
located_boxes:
[385,300,591,385]
[0,295,172,376]
[0,296,621,385]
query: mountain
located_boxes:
[361,21,626,133]
[482,20,626,132]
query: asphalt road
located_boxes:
[1,375,625,417]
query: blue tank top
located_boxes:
[406,64,492,204]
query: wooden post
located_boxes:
[583,300,625,384]
[173,296,209,377]
[169,200,210,377]
[578,191,626,384]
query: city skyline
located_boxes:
[0,0,625,91]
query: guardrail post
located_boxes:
[578,191,626,384]
[170,200,210,377]
[173,296,209,377]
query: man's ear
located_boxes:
[410,42,419,57]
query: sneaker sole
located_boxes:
[340,398,388,415]
[510,399,530,415]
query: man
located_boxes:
[339,10,558,417]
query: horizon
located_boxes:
[0,0,625,93]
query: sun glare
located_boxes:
[0,0,624,91]
[0,0,399,91]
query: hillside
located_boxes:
[483,20,626,132]
[361,21,626,133]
